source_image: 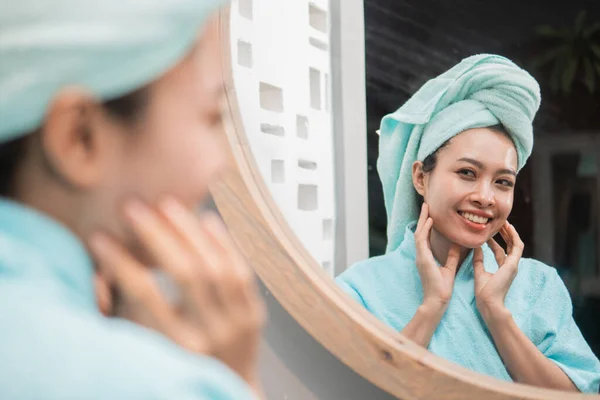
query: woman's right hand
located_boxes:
[89,198,265,393]
[414,203,461,311]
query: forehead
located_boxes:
[440,128,518,169]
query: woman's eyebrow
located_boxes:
[457,157,516,176]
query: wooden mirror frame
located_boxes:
[211,7,597,400]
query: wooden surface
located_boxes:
[210,7,599,400]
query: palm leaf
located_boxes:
[583,22,600,38]
[529,45,568,70]
[535,25,570,38]
[592,44,600,59]
[562,57,579,93]
[574,10,587,35]
[583,58,596,93]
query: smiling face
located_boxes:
[413,127,518,249]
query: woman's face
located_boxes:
[76,15,228,261]
[108,15,226,209]
[416,128,518,249]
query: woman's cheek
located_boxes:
[497,191,514,219]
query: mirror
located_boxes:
[215,0,600,398]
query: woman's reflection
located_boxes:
[336,54,600,393]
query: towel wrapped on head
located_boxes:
[378,54,541,253]
[0,0,226,143]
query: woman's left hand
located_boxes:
[473,222,524,321]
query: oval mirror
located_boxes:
[212,1,600,399]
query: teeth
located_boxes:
[460,212,489,224]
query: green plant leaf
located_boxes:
[562,57,579,94]
[583,58,596,93]
[574,10,587,34]
[535,25,570,38]
[583,22,600,38]
[529,45,568,69]
[592,44,600,59]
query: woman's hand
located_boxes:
[473,221,523,322]
[400,203,461,348]
[415,203,461,311]
[89,198,266,390]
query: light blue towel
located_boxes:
[378,54,541,253]
[0,199,256,399]
[336,224,600,393]
[0,0,225,142]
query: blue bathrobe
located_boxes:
[0,200,255,399]
[336,223,600,393]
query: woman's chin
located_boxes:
[434,221,494,249]
[445,233,488,250]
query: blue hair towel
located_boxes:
[0,0,225,142]
[377,54,541,252]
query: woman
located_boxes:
[336,54,600,393]
[0,0,264,399]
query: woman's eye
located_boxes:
[458,169,475,178]
[497,179,515,188]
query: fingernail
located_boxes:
[125,199,149,222]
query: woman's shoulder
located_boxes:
[517,257,560,278]
[514,257,566,295]
[336,250,414,287]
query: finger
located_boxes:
[159,200,251,296]
[486,237,506,266]
[89,233,180,333]
[199,212,264,314]
[159,198,224,276]
[160,201,260,327]
[124,200,198,289]
[473,247,485,279]
[160,201,261,335]
[444,243,461,274]
[498,223,513,253]
[94,272,112,316]
[415,217,434,254]
[414,217,439,274]
[156,199,232,325]
[200,212,253,276]
[415,203,429,235]
[505,223,524,262]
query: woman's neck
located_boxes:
[428,228,470,273]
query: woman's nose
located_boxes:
[470,183,495,207]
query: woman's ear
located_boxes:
[40,87,117,190]
[412,161,427,197]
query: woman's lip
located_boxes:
[457,211,489,231]
[458,209,494,219]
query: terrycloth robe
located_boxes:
[337,223,600,393]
